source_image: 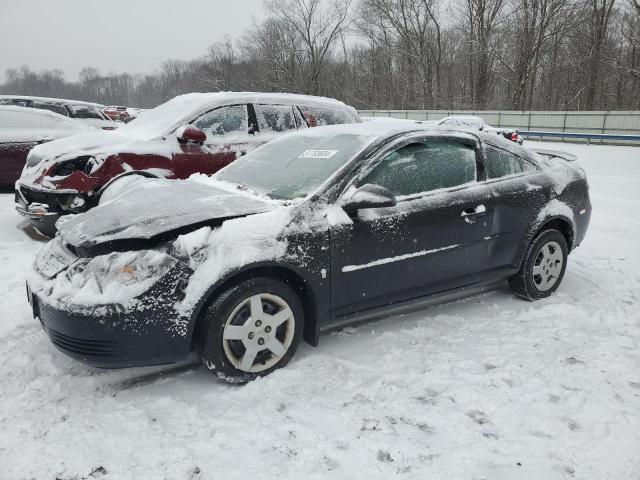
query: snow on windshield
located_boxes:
[216,132,375,199]
[116,94,211,140]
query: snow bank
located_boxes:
[1,141,639,479]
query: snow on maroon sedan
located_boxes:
[27,121,591,384]
[15,92,360,236]
[0,106,91,187]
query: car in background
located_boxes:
[102,105,131,122]
[0,106,90,187]
[15,92,361,236]
[102,105,143,123]
[26,121,590,382]
[437,115,523,144]
[0,95,117,131]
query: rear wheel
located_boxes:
[509,229,568,300]
[197,277,304,384]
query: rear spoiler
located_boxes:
[531,149,577,162]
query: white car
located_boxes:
[0,95,118,131]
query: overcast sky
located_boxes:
[0,0,264,82]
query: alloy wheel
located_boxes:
[222,293,295,373]
[532,241,564,292]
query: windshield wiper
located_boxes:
[234,183,271,199]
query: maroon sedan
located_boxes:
[15,92,361,236]
[0,106,90,187]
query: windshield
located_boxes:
[217,132,375,200]
[117,95,208,140]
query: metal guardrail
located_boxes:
[358,109,640,145]
[520,131,640,145]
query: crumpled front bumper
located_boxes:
[14,184,81,237]
[26,261,195,368]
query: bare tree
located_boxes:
[358,0,443,107]
[507,0,574,110]
[464,0,508,108]
[583,0,617,108]
[262,0,353,94]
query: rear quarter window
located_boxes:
[484,146,537,179]
[254,104,297,132]
[300,105,354,127]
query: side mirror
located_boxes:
[176,125,206,144]
[342,184,397,212]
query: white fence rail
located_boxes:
[358,110,640,137]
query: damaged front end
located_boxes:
[28,236,195,367]
[15,153,108,237]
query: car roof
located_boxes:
[292,119,479,141]
[286,119,529,155]
[161,91,354,109]
[0,105,88,133]
[0,95,104,108]
[0,104,70,119]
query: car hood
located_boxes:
[58,179,278,249]
[20,130,173,182]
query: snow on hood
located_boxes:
[19,131,174,181]
[57,178,278,248]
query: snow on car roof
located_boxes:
[0,95,105,108]
[0,105,89,142]
[275,118,531,157]
[116,91,359,141]
[0,104,82,124]
[284,118,480,142]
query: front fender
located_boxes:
[186,256,331,349]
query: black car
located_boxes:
[27,122,591,383]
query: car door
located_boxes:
[171,104,252,178]
[0,140,35,185]
[329,137,495,318]
[482,143,548,268]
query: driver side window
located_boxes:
[360,140,477,197]
[193,105,248,137]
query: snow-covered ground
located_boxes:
[0,141,639,479]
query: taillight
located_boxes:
[510,132,518,142]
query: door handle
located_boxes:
[460,204,487,224]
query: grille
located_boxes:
[19,186,75,210]
[48,328,118,357]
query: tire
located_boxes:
[509,229,568,300]
[196,277,304,384]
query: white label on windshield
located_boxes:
[299,149,338,159]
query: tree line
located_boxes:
[1,0,639,111]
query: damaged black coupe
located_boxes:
[27,122,591,383]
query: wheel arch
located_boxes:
[537,215,575,251]
[188,262,321,351]
[518,214,575,270]
[96,170,160,197]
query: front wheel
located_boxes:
[509,229,568,300]
[197,277,304,384]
